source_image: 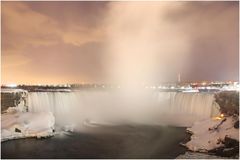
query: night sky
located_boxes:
[2,1,239,84]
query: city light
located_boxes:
[5,84,17,88]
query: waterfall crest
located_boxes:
[28,91,220,128]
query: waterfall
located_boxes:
[168,92,220,117]
[28,91,220,127]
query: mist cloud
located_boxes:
[104,2,191,86]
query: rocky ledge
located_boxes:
[182,91,239,158]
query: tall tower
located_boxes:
[178,73,181,83]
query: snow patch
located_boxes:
[185,116,239,152]
[1,108,55,142]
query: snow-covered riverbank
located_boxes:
[181,91,239,158]
[183,115,239,158]
[185,115,238,151]
[1,108,55,142]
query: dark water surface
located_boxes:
[1,125,189,159]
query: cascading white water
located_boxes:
[167,92,220,117]
[28,91,220,128]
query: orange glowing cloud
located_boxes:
[1,1,238,84]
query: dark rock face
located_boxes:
[234,121,239,129]
[15,128,21,133]
[1,92,22,111]
[209,136,239,158]
[1,91,28,113]
[224,136,239,148]
[215,91,239,115]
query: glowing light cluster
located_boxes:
[212,113,224,120]
[5,84,17,88]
